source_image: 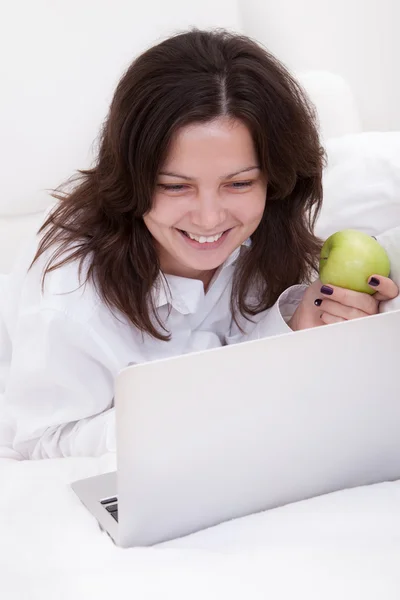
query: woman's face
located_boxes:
[143,117,267,282]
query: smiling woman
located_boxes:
[5,29,395,460]
[30,29,325,344]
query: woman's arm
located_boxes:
[3,308,119,459]
[226,284,307,343]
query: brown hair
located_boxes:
[33,28,325,340]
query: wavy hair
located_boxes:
[33,28,325,340]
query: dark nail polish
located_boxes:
[320,285,333,295]
[369,277,380,287]
[314,298,323,306]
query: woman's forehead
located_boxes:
[160,118,258,175]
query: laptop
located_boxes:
[71,309,400,547]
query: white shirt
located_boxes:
[0,234,306,460]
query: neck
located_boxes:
[158,245,218,291]
[161,263,217,291]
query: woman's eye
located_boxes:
[229,181,253,189]
[157,181,254,192]
[158,184,187,192]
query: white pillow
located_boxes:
[297,70,362,143]
[316,131,400,241]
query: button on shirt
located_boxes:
[0,235,306,460]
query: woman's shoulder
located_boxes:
[9,231,103,326]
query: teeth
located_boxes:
[187,232,224,243]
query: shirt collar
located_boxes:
[153,237,252,314]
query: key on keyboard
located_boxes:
[100,497,119,522]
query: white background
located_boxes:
[0,0,397,218]
[241,0,399,132]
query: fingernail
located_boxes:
[314,298,323,306]
[320,285,333,295]
[369,277,380,287]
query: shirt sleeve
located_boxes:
[226,284,307,344]
[3,308,118,459]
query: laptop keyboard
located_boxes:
[100,496,118,522]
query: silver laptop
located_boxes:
[71,309,400,547]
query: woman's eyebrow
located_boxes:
[158,166,260,180]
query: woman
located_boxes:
[1,29,397,459]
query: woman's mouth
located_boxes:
[177,228,231,249]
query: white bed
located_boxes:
[2,3,400,598]
[2,454,400,599]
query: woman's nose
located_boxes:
[191,194,226,231]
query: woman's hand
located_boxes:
[289,275,399,331]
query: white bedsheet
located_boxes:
[2,454,400,599]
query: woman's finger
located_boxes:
[314,298,371,321]
[320,312,346,325]
[319,284,378,314]
[367,275,399,301]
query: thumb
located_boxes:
[368,275,399,301]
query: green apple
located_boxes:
[319,229,390,294]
